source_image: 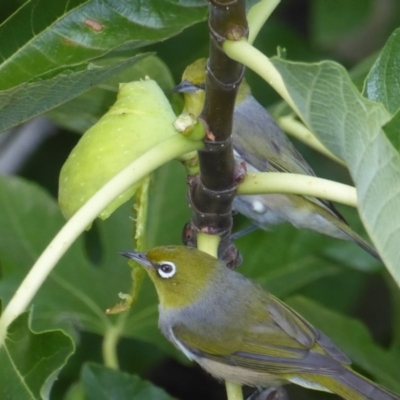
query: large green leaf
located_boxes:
[0,0,206,133]
[0,304,74,400]
[287,296,400,393]
[82,363,175,400]
[271,57,400,287]
[0,0,206,90]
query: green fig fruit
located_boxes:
[59,78,177,220]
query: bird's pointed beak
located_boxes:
[120,251,152,269]
[172,80,198,93]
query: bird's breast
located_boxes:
[195,356,286,387]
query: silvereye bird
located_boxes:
[121,246,399,400]
[173,58,379,260]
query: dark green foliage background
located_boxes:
[0,1,400,399]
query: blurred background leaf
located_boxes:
[82,363,175,400]
[364,27,400,115]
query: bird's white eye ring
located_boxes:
[157,261,176,279]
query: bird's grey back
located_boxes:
[233,95,315,176]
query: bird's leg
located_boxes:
[231,224,260,241]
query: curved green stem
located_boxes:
[102,326,121,369]
[278,116,346,167]
[102,308,131,369]
[225,381,243,400]
[223,39,299,115]
[0,134,203,345]
[247,0,280,44]
[238,172,357,207]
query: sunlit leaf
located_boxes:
[0,0,207,90]
[0,0,207,133]
[272,57,400,287]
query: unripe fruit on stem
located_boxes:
[59,78,177,220]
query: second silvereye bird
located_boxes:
[121,246,399,399]
[174,58,379,260]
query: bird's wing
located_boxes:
[172,292,349,375]
[266,295,350,365]
[172,322,323,374]
[233,96,315,177]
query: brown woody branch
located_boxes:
[184,0,248,267]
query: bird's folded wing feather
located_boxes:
[233,98,315,177]
[172,292,349,374]
[267,295,350,364]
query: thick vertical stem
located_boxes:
[187,0,248,266]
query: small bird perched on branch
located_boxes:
[174,58,379,260]
[122,246,398,399]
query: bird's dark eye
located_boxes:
[157,261,176,279]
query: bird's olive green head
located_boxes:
[121,246,221,309]
[182,58,208,87]
[174,58,251,117]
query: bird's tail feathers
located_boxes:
[309,197,381,262]
[306,368,400,400]
[337,223,381,262]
